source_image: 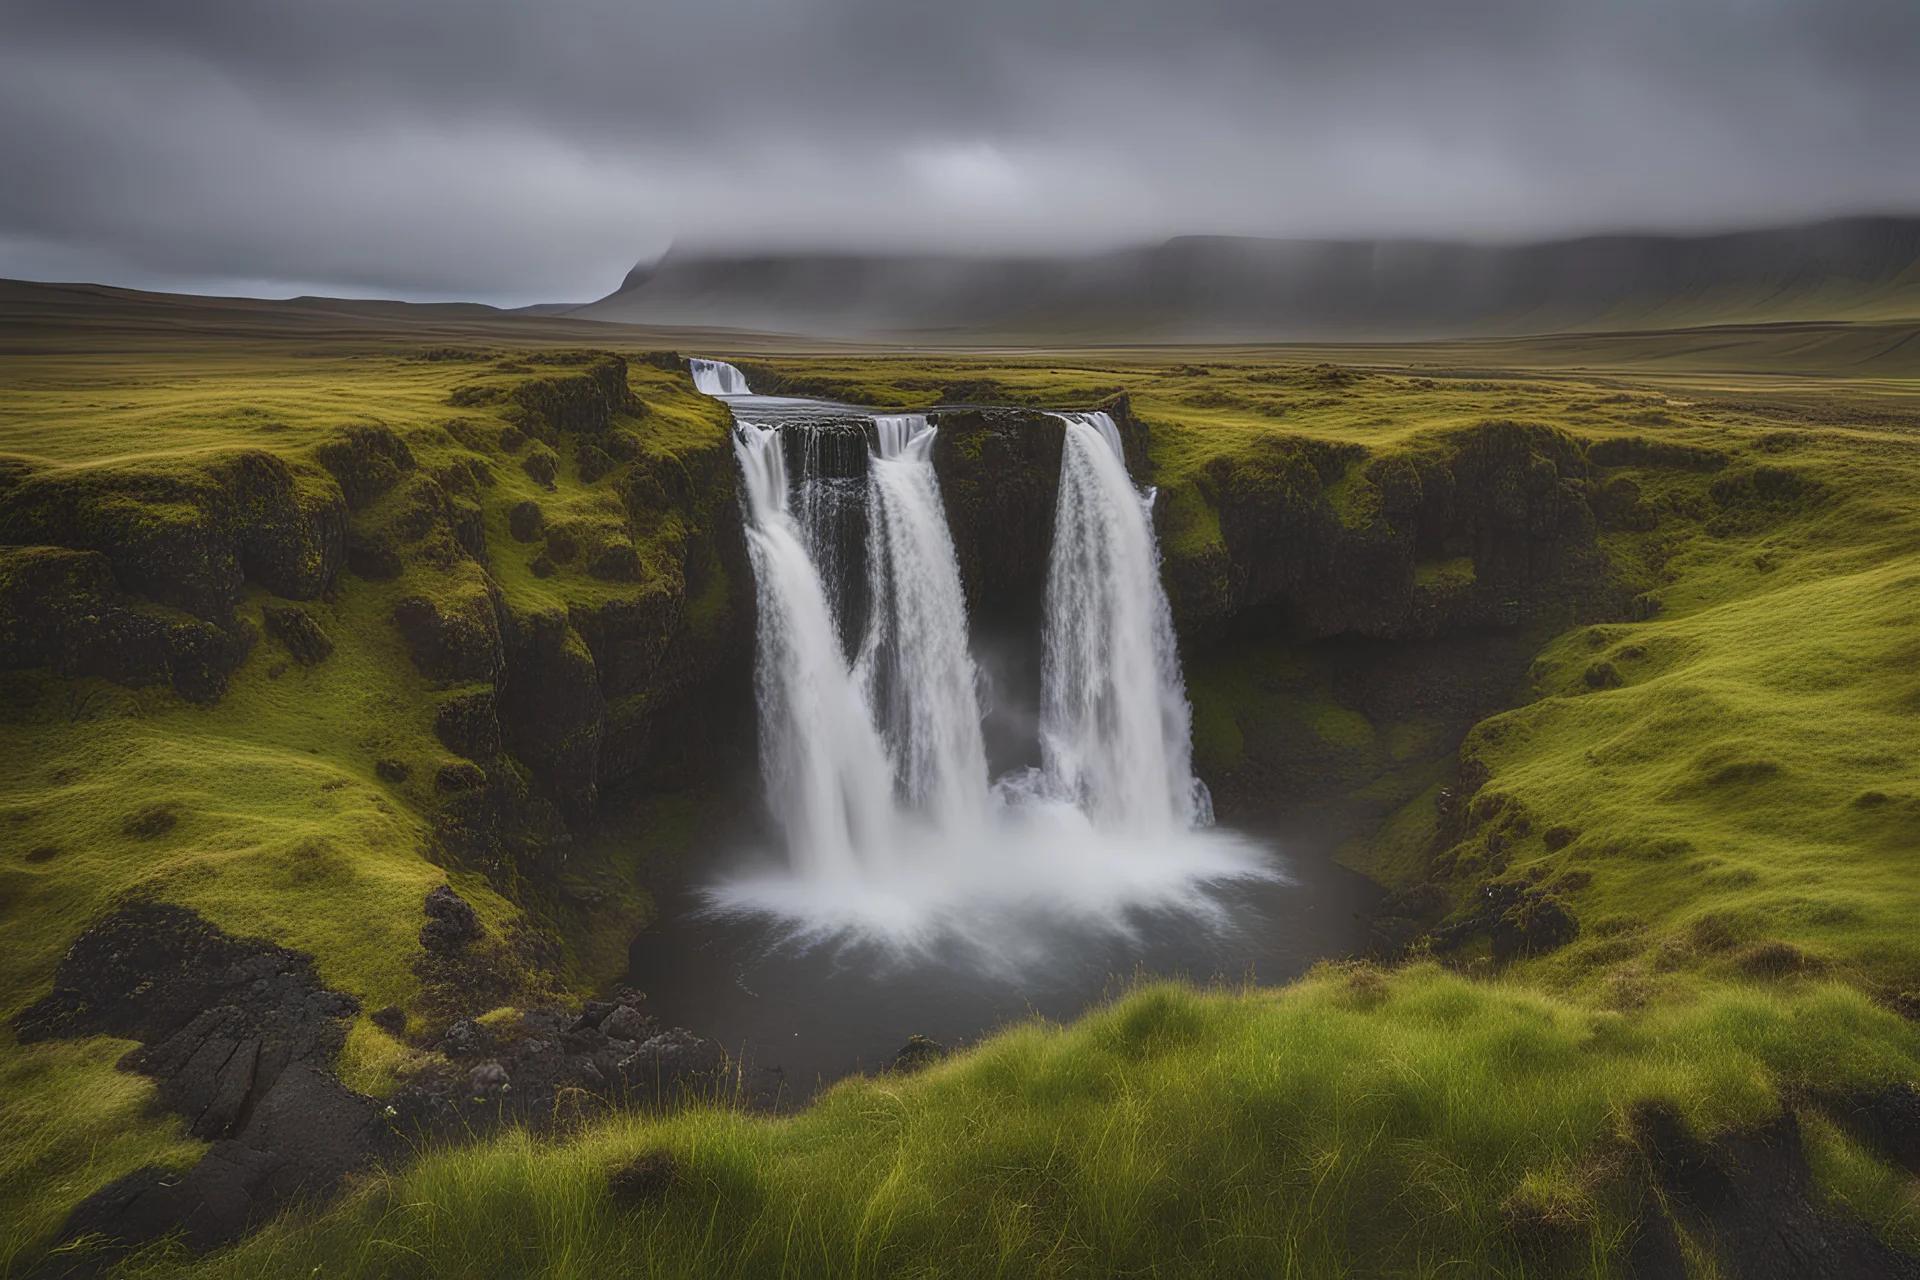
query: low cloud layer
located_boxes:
[3,0,1918,304]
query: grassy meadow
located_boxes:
[5,287,1920,1275]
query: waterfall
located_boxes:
[733,421,898,878]
[702,369,1261,959]
[1040,412,1212,832]
[858,415,990,836]
[691,358,752,397]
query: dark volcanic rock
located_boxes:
[312,425,415,509]
[508,499,544,542]
[419,884,482,953]
[469,1060,510,1097]
[1821,1082,1920,1176]
[1364,883,1451,957]
[1160,420,1610,643]
[434,760,486,793]
[1629,1103,1920,1280]
[522,448,558,489]
[13,903,385,1261]
[497,608,605,825]
[601,1003,649,1042]
[434,689,502,761]
[263,604,333,666]
[392,589,504,684]
[577,443,615,484]
[345,530,403,580]
[0,545,253,702]
[385,990,722,1138]
[0,448,346,625]
[59,1142,291,1256]
[890,1034,949,1074]
[508,356,639,437]
[587,541,642,582]
[617,1028,725,1096]
[929,407,1066,614]
[1428,881,1580,963]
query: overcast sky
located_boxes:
[2,0,1918,305]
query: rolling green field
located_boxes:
[6,284,1920,1276]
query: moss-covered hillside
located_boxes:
[0,341,750,1268]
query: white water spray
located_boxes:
[691,358,753,397]
[1041,412,1212,832]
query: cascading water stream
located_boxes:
[732,420,897,879]
[690,358,753,397]
[857,415,989,838]
[1040,412,1212,833]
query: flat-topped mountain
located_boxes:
[572,216,1920,340]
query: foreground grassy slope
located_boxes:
[126,977,1920,1279]
[7,302,1920,1275]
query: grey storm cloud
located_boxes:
[2,0,1918,303]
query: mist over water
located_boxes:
[697,362,1272,971]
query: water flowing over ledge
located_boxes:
[690,357,753,397]
[697,363,1275,970]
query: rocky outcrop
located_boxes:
[503,355,642,439]
[1426,880,1580,962]
[262,604,333,666]
[1160,420,1613,642]
[890,1034,950,1074]
[0,450,346,625]
[923,395,1156,615]
[311,425,417,509]
[17,900,727,1267]
[1624,1104,1920,1280]
[929,408,1065,614]
[388,989,726,1139]
[497,607,604,825]
[0,546,253,701]
[14,903,383,1260]
[419,884,483,952]
[393,584,505,685]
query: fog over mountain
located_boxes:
[573,217,1920,340]
[2,0,1919,307]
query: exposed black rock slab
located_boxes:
[1628,1103,1920,1280]
[262,603,333,666]
[14,903,384,1268]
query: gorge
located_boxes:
[633,363,1369,1092]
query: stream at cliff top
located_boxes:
[629,362,1381,1102]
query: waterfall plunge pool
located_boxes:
[631,828,1382,1106]
[635,363,1384,1104]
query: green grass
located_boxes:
[117,971,1920,1279]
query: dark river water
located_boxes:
[628,833,1382,1106]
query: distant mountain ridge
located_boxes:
[570,217,1920,341]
